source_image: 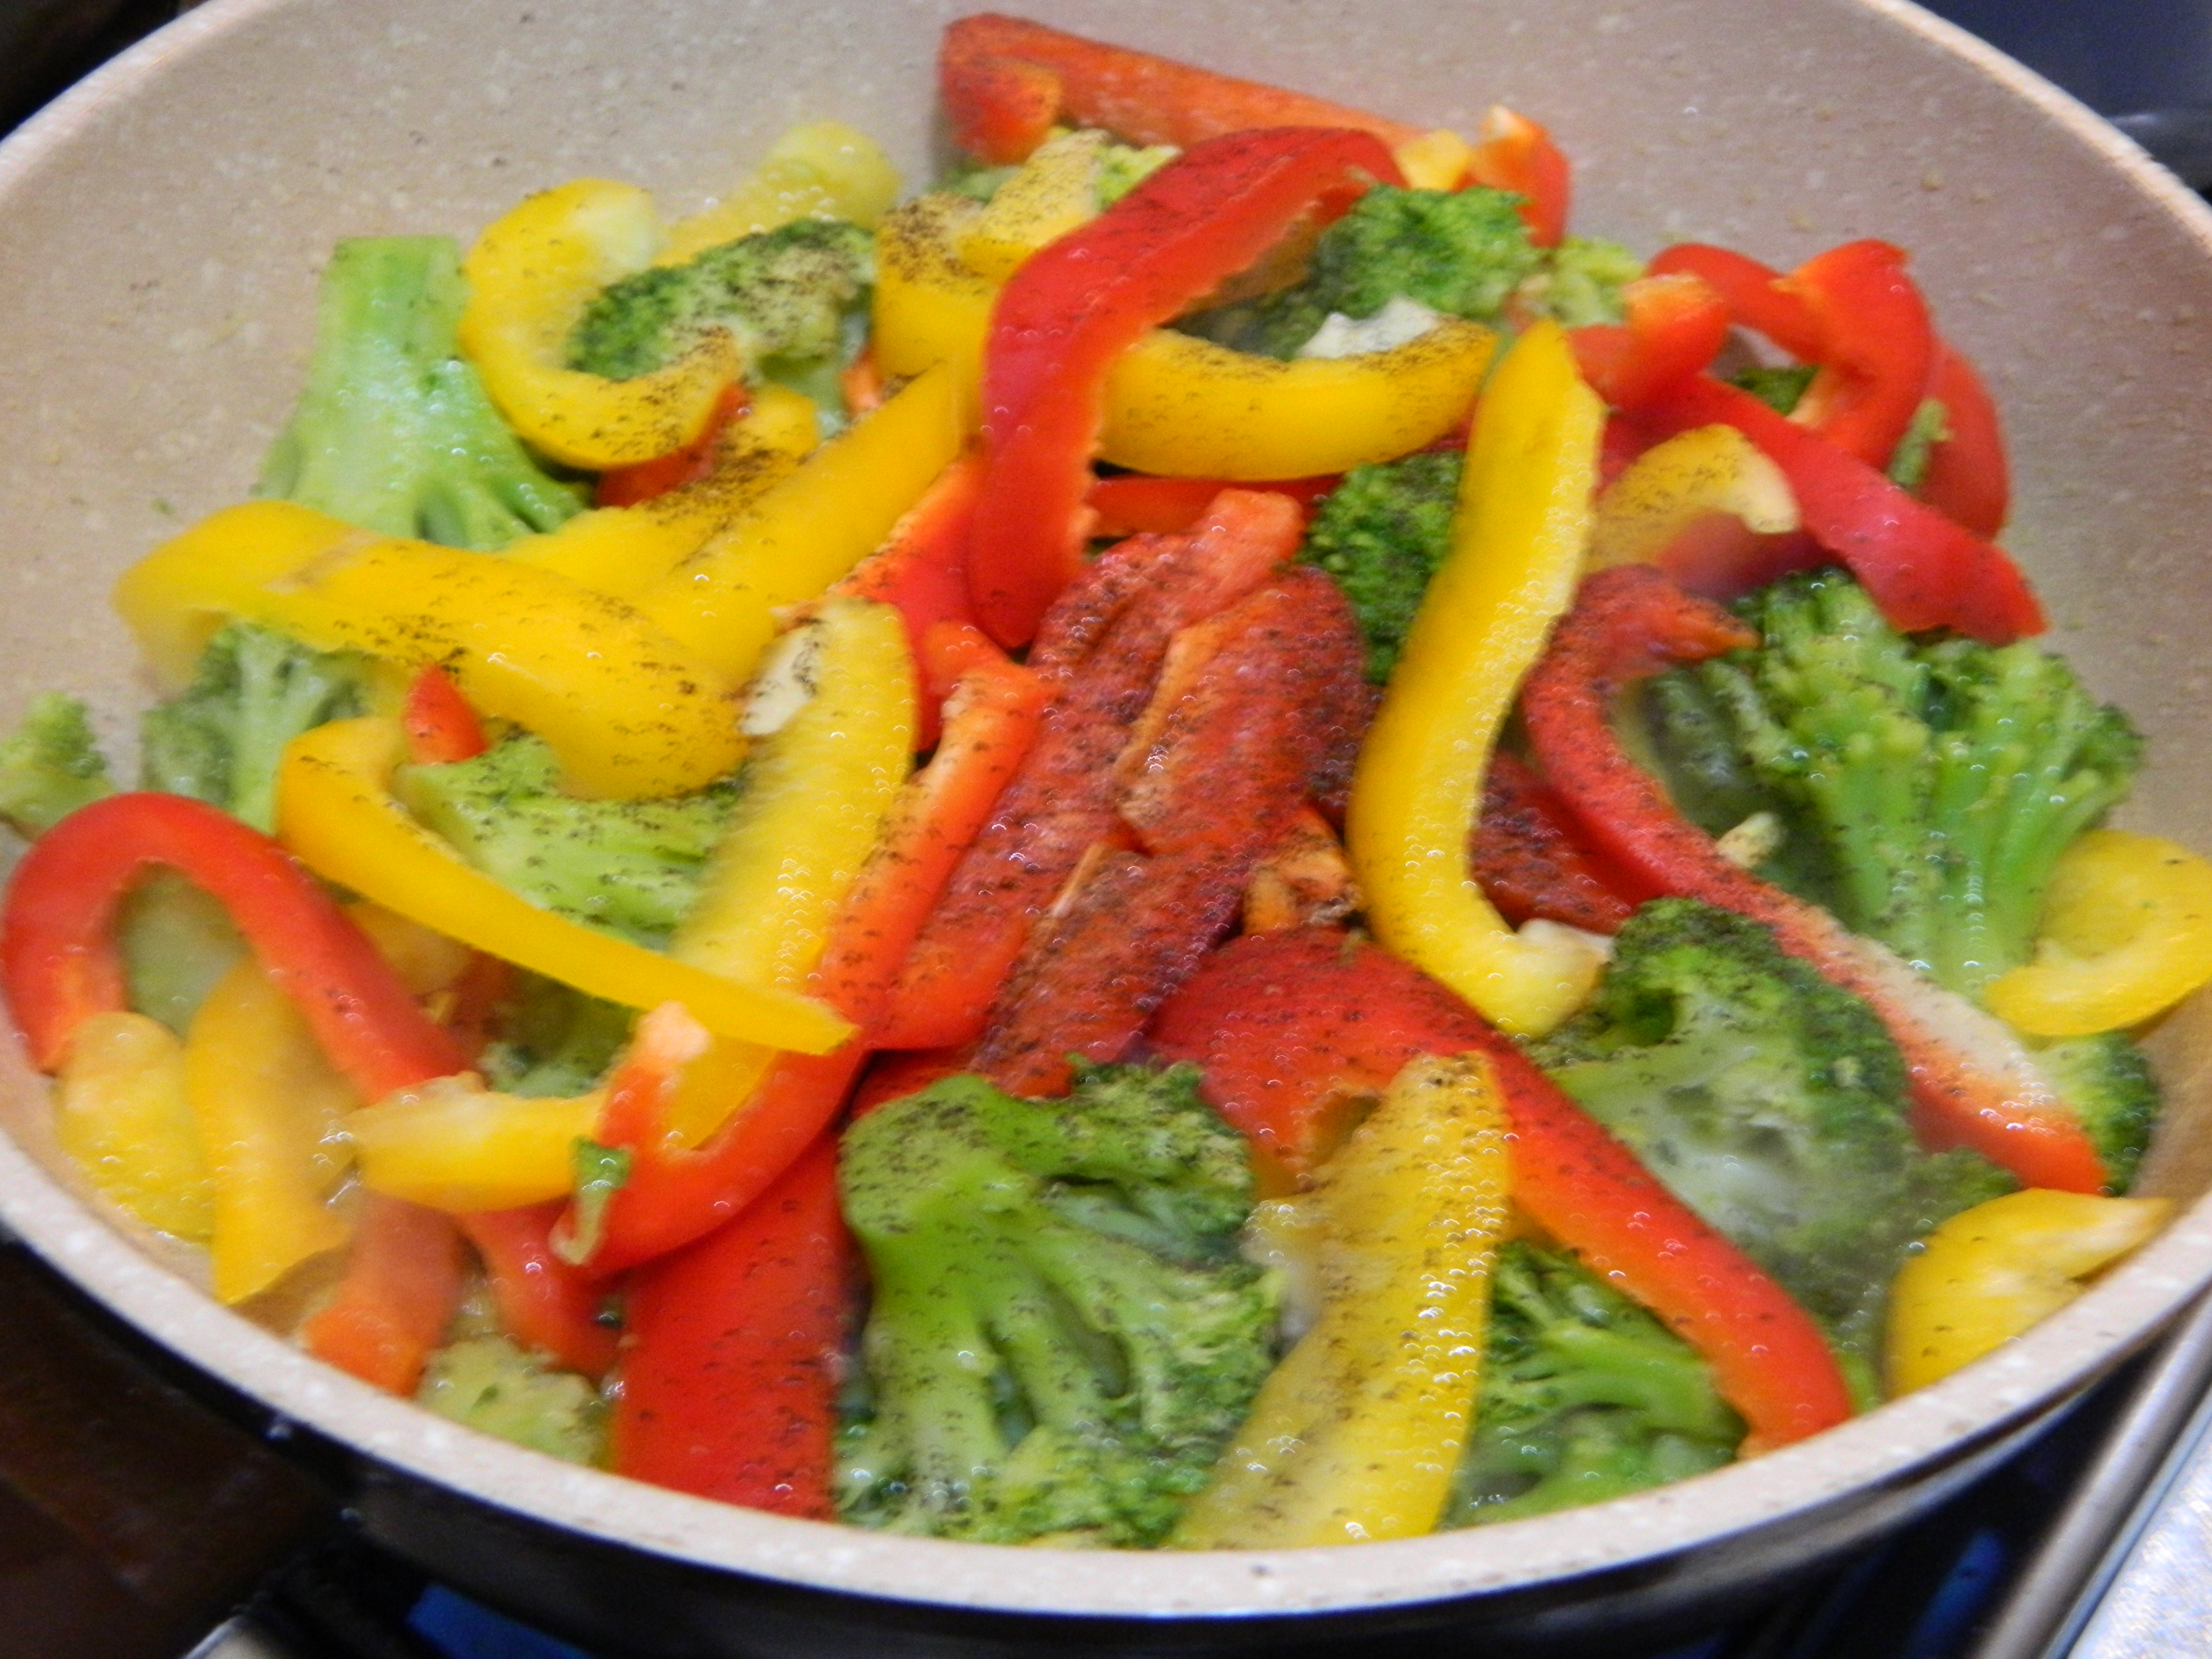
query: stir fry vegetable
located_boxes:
[2,12,2201,1555]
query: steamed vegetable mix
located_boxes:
[7,12,2209,1551]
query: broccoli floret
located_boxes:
[1651,569,2142,997]
[1447,1241,1741,1526]
[477,974,636,1099]
[0,693,114,838]
[417,1333,607,1465]
[139,623,374,834]
[1298,449,1463,682]
[259,236,584,549]
[1729,363,1817,414]
[2032,1033,2161,1194]
[1534,899,2014,1365]
[835,1064,1274,1546]
[1188,185,1542,359]
[1514,235,1646,328]
[395,733,738,950]
[566,219,873,423]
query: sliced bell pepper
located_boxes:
[399,667,488,765]
[634,364,967,681]
[1646,241,1823,357]
[1465,104,1571,248]
[1885,1189,2170,1393]
[1149,926,1854,1451]
[1570,272,1731,412]
[51,1012,213,1241]
[611,1135,849,1517]
[348,1077,603,1213]
[1586,421,1806,600]
[1173,1052,1512,1547]
[594,384,751,508]
[1917,343,2010,538]
[654,119,901,266]
[114,500,748,799]
[1519,564,2105,1193]
[1087,472,1335,537]
[1346,320,1610,1038]
[1470,753,1646,934]
[300,1194,467,1396]
[1639,374,2044,645]
[457,1203,619,1379]
[956,127,1118,281]
[2,791,468,1097]
[968,126,1407,644]
[458,179,743,470]
[1984,830,2212,1037]
[274,718,850,1053]
[940,12,1424,165]
[1243,805,1358,934]
[185,954,357,1305]
[1776,240,1937,471]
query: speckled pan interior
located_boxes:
[1,0,2210,1624]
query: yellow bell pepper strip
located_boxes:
[115,500,746,799]
[1173,1052,1512,1548]
[1985,830,2212,1037]
[51,1012,214,1240]
[1886,1188,2171,1393]
[1346,320,1611,1038]
[458,179,742,470]
[348,1076,604,1213]
[870,187,1494,483]
[956,128,1114,282]
[656,120,901,266]
[274,716,852,1053]
[1587,423,1800,571]
[185,955,357,1304]
[633,364,965,682]
[503,381,820,599]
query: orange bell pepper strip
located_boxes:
[611,1135,850,1517]
[1,792,469,1098]
[300,1195,469,1396]
[1466,105,1572,247]
[1519,564,2105,1194]
[1150,926,1854,1452]
[968,126,1403,644]
[940,12,1424,164]
[457,1203,618,1379]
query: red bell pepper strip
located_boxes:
[1917,343,2010,538]
[880,489,1299,1051]
[1466,104,1571,248]
[1640,374,2044,644]
[1,792,469,1099]
[1646,242,1825,358]
[1087,472,1336,538]
[852,1046,974,1119]
[594,383,749,508]
[1470,752,1647,934]
[968,126,1403,645]
[973,567,1366,1096]
[572,630,1047,1275]
[1780,240,1936,471]
[611,1135,849,1517]
[1149,926,1854,1452]
[940,12,1424,165]
[400,666,490,765]
[1569,272,1731,413]
[1519,564,2105,1193]
[457,1202,619,1379]
[300,1195,468,1395]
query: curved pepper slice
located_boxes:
[301,1195,467,1396]
[1173,1052,1511,1547]
[969,126,1406,644]
[1885,1188,2170,1393]
[51,1012,214,1241]
[655,120,901,266]
[1586,422,1802,597]
[274,717,850,1054]
[1570,272,1730,413]
[114,500,748,799]
[458,1202,620,1379]
[1985,830,2212,1037]
[1916,343,2010,538]
[2,791,468,1098]
[458,179,741,470]
[1465,105,1571,248]
[1346,320,1609,1038]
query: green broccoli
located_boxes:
[1298,449,1463,682]
[477,975,636,1099]
[1186,184,1542,359]
[1447,1241,1741,1526]
[258,236,584,549]
[835,1064,1275,1546]
[2031,1033,2161,1194]
[1648,569,2142,998]
[1534,899,2015,1367]
[1513,234,1646,328]
[394,733,738,950]
[417,1333,607,1465]
[139,623,374,834]
[0,693,114,838]
[566,218,873,423]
